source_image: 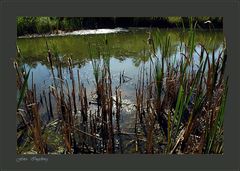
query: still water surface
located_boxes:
[16,28,225,128]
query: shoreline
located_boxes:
[17,27,223,39]
[18,27,129,39]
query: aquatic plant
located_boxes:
[16,20,227,154]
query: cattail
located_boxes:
[68,57,73,67]
[13,61,18,69]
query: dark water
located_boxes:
[16,28,225,129]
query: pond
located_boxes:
[16,28,225,154]
[17,28,224,123]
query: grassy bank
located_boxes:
[17,17,223,36]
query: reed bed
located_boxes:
[16,25,227,154]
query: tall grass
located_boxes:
[16,21,227,154]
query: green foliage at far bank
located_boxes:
[17,17,223,36]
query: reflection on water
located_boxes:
[17,28,224,65]
[17,28,224,127]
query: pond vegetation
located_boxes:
[16,17,227,154]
